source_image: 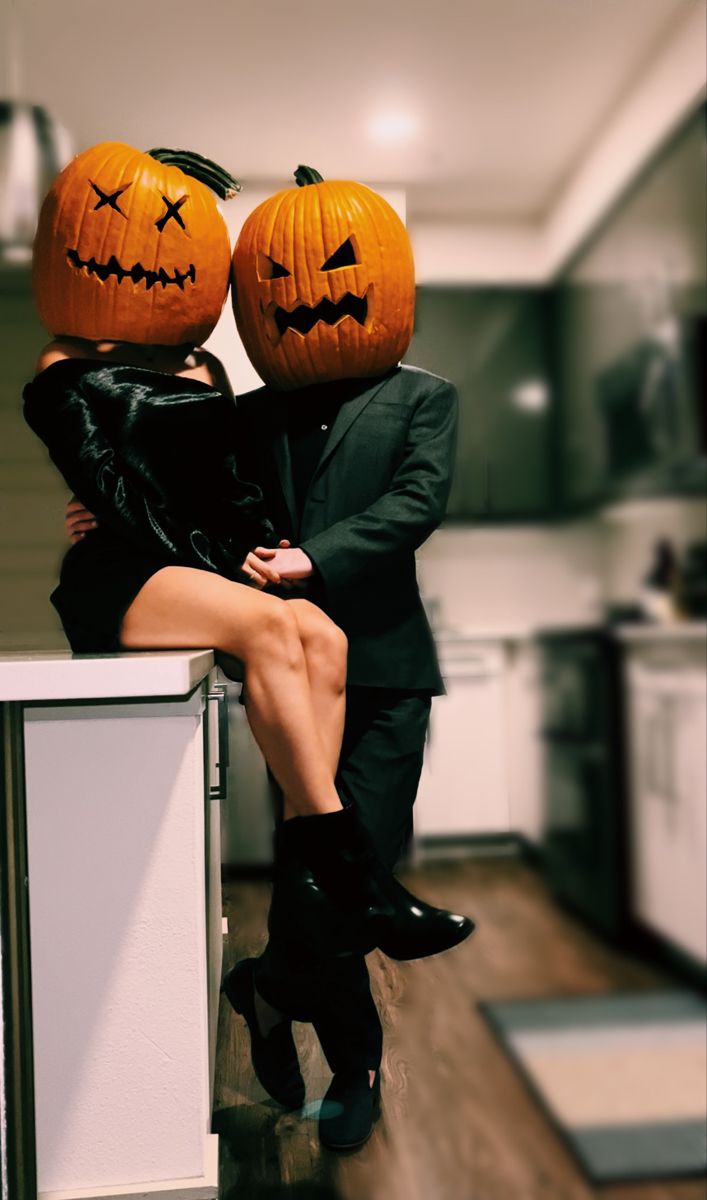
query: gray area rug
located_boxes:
[480,990,707,1184]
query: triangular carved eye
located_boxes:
[257,252,290,280]
[321,238,358,271]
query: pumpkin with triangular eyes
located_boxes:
[33,141,239,346]
[232,166,415,391]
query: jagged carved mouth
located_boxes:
[67,248,196,291]
[270,291,368,339]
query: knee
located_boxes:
[247,601,305,672]
[298,605,348,692]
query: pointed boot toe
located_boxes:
[275,807,476,963]
[377,895,475,961]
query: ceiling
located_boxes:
[8,0,699,219]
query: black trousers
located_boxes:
[255,685,432,1073]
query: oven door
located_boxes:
[541,638,605,742]
[543,742,624,936]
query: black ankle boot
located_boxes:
[221,958,305,1110]
[319,1068,381,1151]
[273,806,475,962]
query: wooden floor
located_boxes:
[213,859,706,1200]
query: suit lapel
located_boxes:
[308,373,392,488]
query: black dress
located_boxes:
[23,358,277,652]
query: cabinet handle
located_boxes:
[664,696,677,824]
[644,698,677,829]
[207,684,229,800]
[644,708,660,794]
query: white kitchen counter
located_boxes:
[0,648,214,702]
[612,622,707,644]
[433,625,532,643]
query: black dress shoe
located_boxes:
[375,874,475,960]
[221,958,305,1110]
[275,806,475,962]
[318,1068,381,1151]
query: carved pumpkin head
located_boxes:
[33,141,240,346]
[232,166,415,391]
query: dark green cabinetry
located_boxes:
[407,108,705,522]
[406,287,555,520]
[553,107,706,511]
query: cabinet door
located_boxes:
[671,690,707,960]
[406,287,553,519]
[416,664,509,836]
[629,673,707,962]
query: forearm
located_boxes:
[301,488,444,589]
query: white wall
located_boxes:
[417,497,706,635]
[417,521,605,632]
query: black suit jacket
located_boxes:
[235,365,458,693]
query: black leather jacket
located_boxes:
[23,358,278,579]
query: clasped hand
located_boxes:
[65,496,312,590]
[241,545,313,589]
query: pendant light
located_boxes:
[0,1,72,263]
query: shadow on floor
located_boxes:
[214,1102,340,1200]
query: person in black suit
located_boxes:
[229,361,462,1148]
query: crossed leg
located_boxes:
[119,566,347,818]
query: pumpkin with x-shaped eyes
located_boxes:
[232,166,415,391]
[33,141,239,346]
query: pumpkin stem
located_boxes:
[294,165,324,187]
[147,148,241,199]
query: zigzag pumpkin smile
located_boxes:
[263,290,369,340]
[66,248,196,291]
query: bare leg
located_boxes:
[286,598,347,777]
[120,566,344,817]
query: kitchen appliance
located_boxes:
[538,628,628,939]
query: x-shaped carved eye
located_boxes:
[257,252,290,280]
[155,195,189,233]
[90,180,131,217]
[321,238,358,271]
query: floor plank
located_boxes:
[213,860,706,1200]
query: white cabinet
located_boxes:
[416,640,510,837]
[12,652,223,1200]
[625,642,707,963]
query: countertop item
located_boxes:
[0,649,214,702]
[535,621,707,645]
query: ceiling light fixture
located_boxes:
[368,110,418,145]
